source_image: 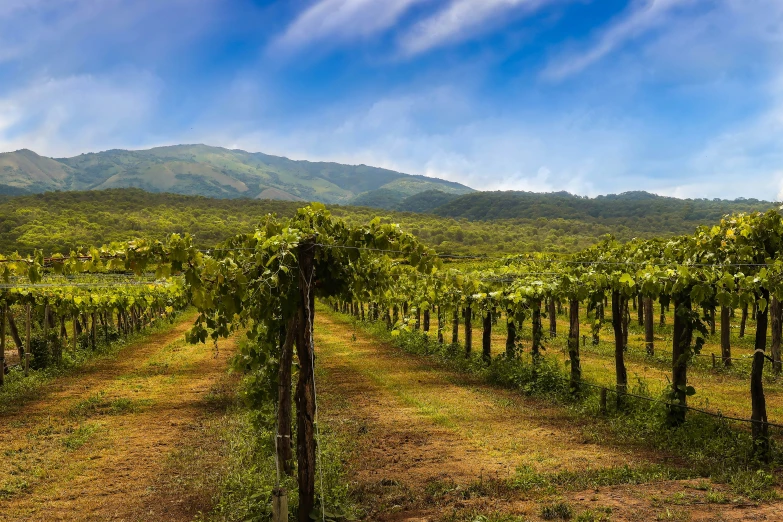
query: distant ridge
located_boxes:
[0,144,473,204]
[424,190,775,235]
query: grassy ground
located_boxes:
[318,303,783,521]
[422,306,783,425]
[0,314,241,521]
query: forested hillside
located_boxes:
[0,144,472,203]
[0,188,773,256]
[430,190,775,235]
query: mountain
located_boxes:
[0,144,473,203]
[428,190,776,236]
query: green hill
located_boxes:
[430,190,776,236]
[0,144,473,203]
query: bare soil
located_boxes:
[0,315,238,521]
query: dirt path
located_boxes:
[0,314,238,521]
[316,308,783,521]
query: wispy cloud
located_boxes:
[0,71,162,157]
[399,0,547,56]
[543,0,691,80]
[274,0,426,51]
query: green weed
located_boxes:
[62,423,98,450]
[540,501,573,520]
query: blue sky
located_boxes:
[1,0,782,200]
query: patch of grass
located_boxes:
[199,365,360,521]
[0,477,30,498]
[0,310,188,416]
[663,492,692,505]
[540,501,573,520]
[655,507,690,521]
[440,511,526,522]
[62,423,98,450]
[510,464,693,496]
[727,469,779,501]
[691,479,711,491]
[705,490,728,504]
[346,310,783,490]
[574,508,612,522]
[68,391,151,418]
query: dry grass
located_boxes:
[424,310,783,424]
[0,314,239,521]
[319,305,783,521]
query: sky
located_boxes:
[1,0,782,200]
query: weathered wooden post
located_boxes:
[294,239,318,522]
[644,297,654,356]
[482,311,492,364]
[611,291,628,407]
[751,291,770,461]
[568,298,581,394]
[721,305,732,367]
[271,487,288,522]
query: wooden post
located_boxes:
[464,304,472,356]
[294,239,317,522]
[568,298,581,394]
[277,316,297,476]
[740,303,748,338]
[599,388,607,414]
[770,297,782,374]
[721,305,732,368]
[7,311,23,360]
[712,353,716,368]
[637,293,644,326]
[611,291,628,406]
[751,290,770,461]
[668,294,692,427]
[271,487,288,522]
[548,298,557,338]
[482,311,492,364]
[532,300,543,357]
[423,308,430,333]
[644,297,654,356]
[505,310,516,358]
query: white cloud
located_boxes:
[0,72,162,157]
[0,0,219,66]
[274,0,426,51]
[200,87,635,197]
[399,0,547,56]
[543,0,694,80]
